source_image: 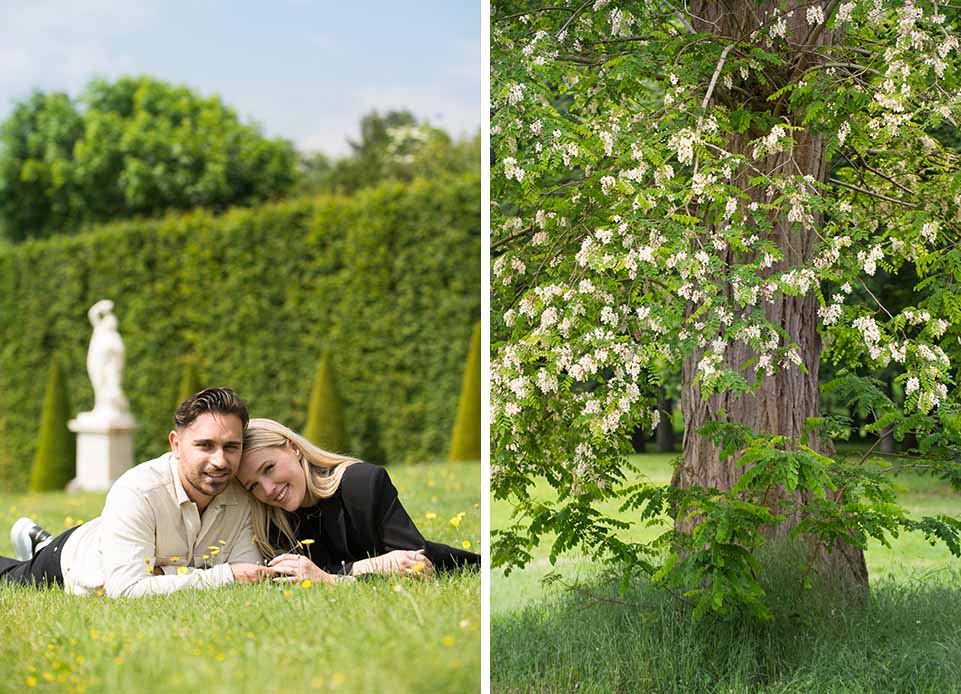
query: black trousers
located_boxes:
[0,526,79,588]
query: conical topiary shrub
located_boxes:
[29,357,76,491]
[304,353,349,453]
[449,321,481,462]
[176,359,203,409]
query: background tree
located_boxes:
[492,1,961,620]
[0,76,298,242]
[297,110,480,196]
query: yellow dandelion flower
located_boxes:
[177,566,188,575]
[282,590,292,598]
[42,673,54,682]
[219,539,226,545]
[208,546,219,551]
[301,579,312,589]
[462,540,471,550]
[215,653,225,662]
[424,512,437,520]
[211,548,220,556]
[114,656,124,665]
[144,558,151,564]
[411,561,425,573]
[449,516,462,528]
[441,635,455,647]
[25,676,36,688]
[300,538,315,546]
[90,630,100,641]
[169,556,180,562]
[65,516,73,526]
[245,632,255,640]
[203,554,210,561]
[95,588,105,597]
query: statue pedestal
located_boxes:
[67,412,138,491]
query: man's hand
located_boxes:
[267,554,337,585]
[229,562,272,583]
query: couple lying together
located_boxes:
[0,388,479,596]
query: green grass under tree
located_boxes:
[493,453,961,693]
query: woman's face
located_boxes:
[238,442,307,512]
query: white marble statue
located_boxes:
[85,299,130,417]
[68,300,137,490]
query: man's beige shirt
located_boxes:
[61,452,263,597]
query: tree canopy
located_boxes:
[296,110,480,196]
[0,76,298,241]
[492,1,961,620]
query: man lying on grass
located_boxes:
[0,387,295,597]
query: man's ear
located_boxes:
[169,429,180,457]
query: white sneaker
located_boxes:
[10,517,53,561]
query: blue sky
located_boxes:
[0,0,481,156]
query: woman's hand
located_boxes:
[353,549,434,577]
[267,553,337,585]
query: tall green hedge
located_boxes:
[0,173,480,490]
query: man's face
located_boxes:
[169,412,244,507]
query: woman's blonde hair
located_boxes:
[242,417,359,558]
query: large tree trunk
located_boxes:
[672,2,868,590]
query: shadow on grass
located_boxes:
[493,545,961,694]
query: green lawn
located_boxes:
[492,453,961,692]
[0,461,480,694]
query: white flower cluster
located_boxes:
[837,122,850,145]
[600,175,617,196]
[503,157,525,181]
[608,8,633,37]
[814,235,852,270]
[853,315,884,360]
[668,129,697,166]
[921,221,938,243]
[507,83,526,106]
[780,268,816,295]
[753,125,788,160]
[837,2,856,22]
[856,245,883,276]
[806,5,825,26]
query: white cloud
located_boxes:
[0,0,152,109]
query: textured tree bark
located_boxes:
[671,1,869,589]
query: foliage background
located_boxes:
[0,172,480,490]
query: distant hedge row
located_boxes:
[0,173,480,490]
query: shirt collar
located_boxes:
[167,452,235,510]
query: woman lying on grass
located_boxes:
[237,418,480,583]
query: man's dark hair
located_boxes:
[174,387,249,430]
